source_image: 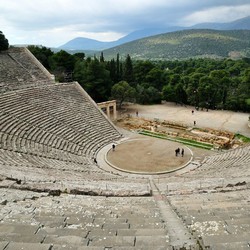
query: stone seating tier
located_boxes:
[167,190,250,249]
[0,82,122,159]
[0,48,54,93]
[0,189,170,249]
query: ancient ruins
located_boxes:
[0,47,249,249]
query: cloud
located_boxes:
[182,4,250,26]
[0,0,249,47]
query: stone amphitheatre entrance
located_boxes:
[106,136,192,174]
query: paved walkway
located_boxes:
[121,102,250,137]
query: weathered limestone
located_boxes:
[1,47,250,249]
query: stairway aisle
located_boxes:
[150,179,199,250]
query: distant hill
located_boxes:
[58,16,250,51]
[191,16,250,30]
[101,29,250,60]
[59,37,112,51]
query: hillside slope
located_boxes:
[102,29,250,60]
[58,16,250,51]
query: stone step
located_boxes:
[202,233,250,248]
[89,236,135,247]
[0,223,39,235]
[51,245,103,250]
[37,227,88,238]
[0,234,44,244]
[4,242,52,250]
[134,235,170,249]
[34,216,66,228]
[209,241,250,250]
[44,235,89,246]
[117,228,167,236]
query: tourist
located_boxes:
[175,148,180,156]
[112,144,116,151]
[175,148,178,156]
[181,148,184,157]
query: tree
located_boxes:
[111,81,136,108]
[174,83,187,104]
[74,57,112,102]
[123,54,134,84]
[136,84,161,104]
[0,31,9,51]
[50,50,76,72]
[107,58,116,83]
[198,76,217,108]
[74,52,85,61]
[145,67,165,90]
[99,52,104,63]
[134,61,154,83]
[115,53,122,82]
[162,84,176,102]
[49,50,76,81]
[28,45,53,69]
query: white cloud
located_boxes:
[181,4,250,26]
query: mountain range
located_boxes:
[101,29,250,60]
[59,16,250,51]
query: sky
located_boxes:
[1,0,250,48]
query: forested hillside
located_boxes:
[28,45,250,112]
[102,30,250,60]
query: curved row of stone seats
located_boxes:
[0,82,121,158]
[0,189,170,249]
[167,189,250,249]
[193,145,250,178]
[0,48,53,93]
[0,148,150,196]
[154,145,250,196]
[152,145,250,248]
[0,131,86,163]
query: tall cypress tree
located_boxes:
[116,53,120,82]
[123,54,134,84]
[100,52,104,63]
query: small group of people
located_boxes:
[175,147,184,157]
